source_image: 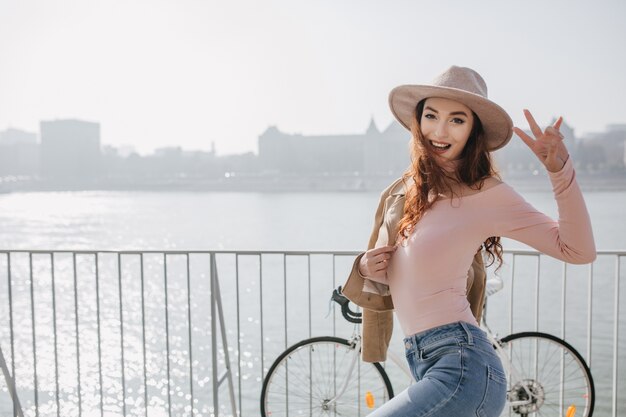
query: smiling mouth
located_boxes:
[429,140,452,151]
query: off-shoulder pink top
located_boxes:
[388,157,596,336]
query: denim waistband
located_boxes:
[403,321,488,351]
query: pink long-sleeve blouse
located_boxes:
[388,157,596,337]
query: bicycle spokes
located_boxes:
[500,332,594,417]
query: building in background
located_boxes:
[0,128,39,176]
[40,119,101,180]
[258,118,411,176]
[576,124,626,173]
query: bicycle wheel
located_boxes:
[261,336,394,417]
[500,332,594,417]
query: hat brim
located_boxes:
[389,85,513,151]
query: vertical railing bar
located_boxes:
[210,253,218,417]
[259,254,264,380]
[117,253,126,417]
[95,253,104,417]
[283,253,288,417]
[587,262,593,367]
[307,254,311,339]
[50,254,60,417]
[29,253,39,416]
[560,258,568,414]
[332,255,336,338]
[212,254,237,416]
[533,254,540,409]
[283,254,287,349]
[587,263,593,368]
[8,253,17,417]
[307,254,312,414]
[561,262,567,340]
[560,262,567,413]
[509,254,515,335]
[236,254,242,414]
[534,255,540,332]
[140,253,148,417]
[73,253,82,417]
[186,254,194,417]
[164,253,172,417]
[612,255,620,417]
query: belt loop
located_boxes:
[460,321,474,345]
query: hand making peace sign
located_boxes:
[513,109,570,173]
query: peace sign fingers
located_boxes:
[514,109,570,173]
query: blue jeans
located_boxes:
[368,321,507,417]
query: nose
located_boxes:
[434,121,448,139]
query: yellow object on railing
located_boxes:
[566,404,576,417]
[365,391,375,409]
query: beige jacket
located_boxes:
[343,177,487,363]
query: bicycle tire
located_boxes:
[261,336,394,417]
[500,331,595,417]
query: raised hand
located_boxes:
[358,245,397,283]
[513,109,570,173]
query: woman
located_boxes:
[353,66,596,416]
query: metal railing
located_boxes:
[0,249,624,417]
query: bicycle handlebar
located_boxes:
[332,286,362,324]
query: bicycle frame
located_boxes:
[483,326,535,408]
[482,307,537,409]
[325,335,363,407]
[325,329,413,409]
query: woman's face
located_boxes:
[420,97,474,161]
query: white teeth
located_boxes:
[430,141,451,149]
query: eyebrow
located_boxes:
[424,106,469,117]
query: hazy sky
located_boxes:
[1,0,625,155]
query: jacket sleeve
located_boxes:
[362,308,394,363]
[360,181,398,363]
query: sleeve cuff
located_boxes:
[548,156,575,195]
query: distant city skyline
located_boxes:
[2,116,624,155]
[1,0,625,156]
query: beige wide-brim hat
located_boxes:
[389,65,513,151]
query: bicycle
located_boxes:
[260,276,595,417]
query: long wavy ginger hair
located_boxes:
[396,99,503,269]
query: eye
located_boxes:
[424,113,436,120]
[451,118,465,124]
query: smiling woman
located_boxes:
[342,65,596,417]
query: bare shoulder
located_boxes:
[481,176,503,191]
[444,176,505,199]
[461,176,503,197]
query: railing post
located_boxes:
[0,344,24,417]
[210,253,238,417]
[211,253,218,416]
[612,256,620,417]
